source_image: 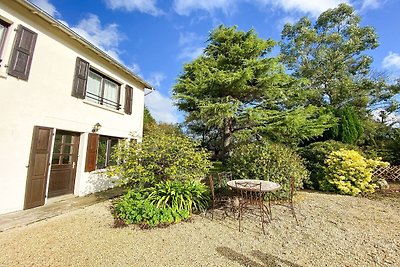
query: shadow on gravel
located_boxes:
[216,246,303,267]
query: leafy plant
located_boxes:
[113,188,191,228]
[321,149,389,196]
[108,129,212,187]
[113,180,210,228]
[146,180,210,213]
[300,140,358,189]
[228,141,309,198]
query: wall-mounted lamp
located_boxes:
[92,122,102,133]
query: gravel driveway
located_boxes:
[0,191,399,267]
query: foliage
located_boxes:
[361,123,400,165]
[329,107,363,144]
[146,180,210,213]
[321,149,389,196]
[174,25,334,161]
[281,4,385,110]
[280,3,399,145]
[113,180,210,227]
[108,129,212,187]
[113,189,190,228]
[300,140,358,189]
[143,106,157,134]
[227,141,309,198]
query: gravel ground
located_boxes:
[0,191,399,267]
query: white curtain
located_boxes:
[87,72,102,103]
[103,79,118,107]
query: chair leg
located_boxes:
[260,202,265,234]
[290,200,299,225]
[238,204,243,232]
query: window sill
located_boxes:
[83,100,125,115]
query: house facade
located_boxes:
[0,0,153,214]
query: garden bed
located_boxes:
[0,191,399,266]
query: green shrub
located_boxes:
[108,129,212,187]
[321,149,389,196]
[113,180,210,227]
[146,180,210,213]
[228,141,309,198]
[300,140,358,189]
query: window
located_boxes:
[0,19,10,67]
[86,70,121,109]
[96,136,120,169]
[51,131,79,165]
[72,57,126,111]
[85,133,121,172]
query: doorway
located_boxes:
[48,130,80,198]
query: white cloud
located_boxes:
[71,15,125,62]
[173,0,235,16]
[177,32,204,61]
[30,0,59,17]
[103,0,163,16]
[128,63,143,76]
[255,0,348,17]
[147,72,166,87]
[382,52,400,70]
[371,108,400,128]
[145,91,179,124]
[361,0,385,10]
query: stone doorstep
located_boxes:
[0,187,125,232]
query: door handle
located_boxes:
[72,162,76,169]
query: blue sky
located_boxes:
[30,0,400,124]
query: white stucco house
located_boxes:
[0,0,153,214]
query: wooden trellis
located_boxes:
[373,166,400,182]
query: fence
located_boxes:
[372,166,400,182]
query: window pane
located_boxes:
[63,145,71,154]
[103,79,119,108]
[96,137,108,169]
[55,133,62,142]
[87,71,102,102]
[64,135,72,144]
[52,154,60,165]
[62,155,71,164]
[53,143,61,154]
[108,139,120,166]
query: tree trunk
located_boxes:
[221,118,233,165]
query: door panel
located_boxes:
[24,126,53,209]
[48,131,80,198]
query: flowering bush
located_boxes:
[321,149,389,196]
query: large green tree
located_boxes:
[280,3,399,128]
[174,25,334,161]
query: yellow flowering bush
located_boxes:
[321,149,389,196]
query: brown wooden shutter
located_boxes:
[124,85,133,115]
[8,25,37,81]
[85,133,99,172]
[72,57,89,99]
[24,126,53,209]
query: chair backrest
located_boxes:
[217,171,232,188]
[234,180,263,205]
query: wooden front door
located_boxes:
[48,131,80,198]
[24,126,53,209]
